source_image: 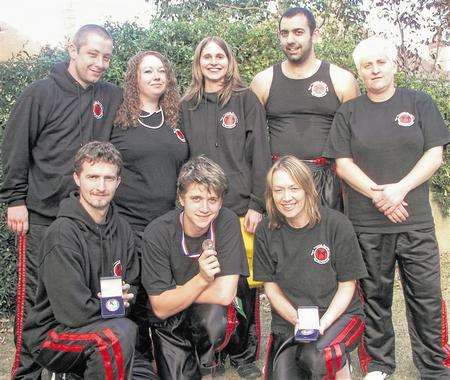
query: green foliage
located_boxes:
[0,4,448,315]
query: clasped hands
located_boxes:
[371,182,409,223]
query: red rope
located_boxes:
[254,287,262,360]
[215,304,238,353]
[11,233,27,379]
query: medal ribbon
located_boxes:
[179,212,215,258]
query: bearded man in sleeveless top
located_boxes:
[251,7,359,211]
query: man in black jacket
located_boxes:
[0,25,123,379]
[24,141,139,379]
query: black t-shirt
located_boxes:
[111,112,188,231]
[266,61,341,159]
[253,207,367,335]
[325,88,450,233]
[142,207,249,296]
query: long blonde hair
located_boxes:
[266,156,321,230]
[182,36,246,109]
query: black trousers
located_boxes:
[220,276,260,367]
[151,303,232,380]
[36,318,137,380]
[14,224,48,380]
[357,228,450,379]
[128,231,159,380]
[305,161,342,212]
[264,314,364,379]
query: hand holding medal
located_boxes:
[198,239,220,283]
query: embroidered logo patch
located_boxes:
[221,112,238,129]
[93,100,104,119]
[311,244,330,264]
[308,81,328,97]
[395,112,415,127]
[113,260,122,277]
[173,128,186,142]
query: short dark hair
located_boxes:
[177,155,228,199]
[72,24,113,51]
[279,7,316,33]
[74,141,122,176]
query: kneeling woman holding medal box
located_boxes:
[253,155,368,379]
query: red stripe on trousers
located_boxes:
[334,343,343,372]
[42,340,84,353]
[344,319,365,348]
[358,338,372,375]
[441,299,450,368]
[103,328,125,380]
[50,330,114,380]
[263,333,273,380]
[215,304,238,353]
[324,346,334,378]
[330,316,359,346]
[355,282,372,374]
[255,288,262,359]
[325,316,364,377]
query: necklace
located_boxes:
[138,108,164,129]
[179,212,216,258]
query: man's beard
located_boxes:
[283,41,313,64]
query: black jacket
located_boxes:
[0,62,122,225]
[181,89,271,216]
[25,193,139,353]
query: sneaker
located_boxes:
[235,363,262,379]
[363,371,389,380]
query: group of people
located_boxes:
[1,6,449,380]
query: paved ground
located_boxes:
[1,252,448,379]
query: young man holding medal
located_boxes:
[22,142,139,379]
[141,155,249,379]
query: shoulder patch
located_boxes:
[93,100,104,119]
[173,128,186,142]
[395,112,415,127]
[308,81,328,98]
[113,260,122,276]
[221,111,238,129]
[311,244,330,264]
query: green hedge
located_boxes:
[0,13,448,315]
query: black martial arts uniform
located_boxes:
[141,208,249,379]
[23,193,139,379]
[254,208,367,379]
[0,61,122,379]
[326,88,450,379]
[266,61,343,210]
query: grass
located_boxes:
[1,252,448,380]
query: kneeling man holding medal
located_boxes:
[23,142,139,379]
[141,156,249,379]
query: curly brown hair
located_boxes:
[114,51,180,129]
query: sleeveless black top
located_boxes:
[266,61,341,159]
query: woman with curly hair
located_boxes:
[111,50,188,379]
[181,36,271,378]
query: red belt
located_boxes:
[271,154,329,166]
